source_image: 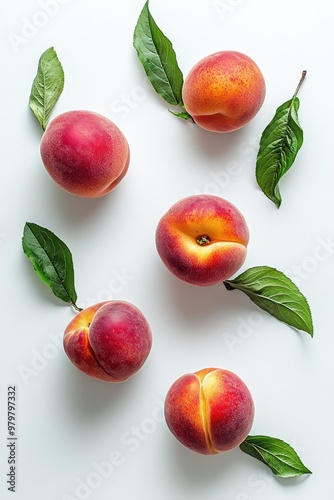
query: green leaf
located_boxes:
[22,222,81,310]
[240,435,312,478]
[133,1,185,110]
[29,47,64,131]
[223,266,313,336]
[168,109,193,120]
[256,71,306,208]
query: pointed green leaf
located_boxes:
[22,222,80,310]
[256,71,306,208]
[133,1,185,108]
[168,109,193,120]
[223,266,313,336]
[240,435,312,478]
[29,47,64,131]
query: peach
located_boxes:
[40,110,130,198]
[155,194,249,286]
[182,51,266,133]
[164,368,254,454]
[63,301,152,382]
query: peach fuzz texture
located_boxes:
[155,194,249,286]
[63,301,152,382]
[182,51,266,133]
[40,110,130,198]
[164,368,255,454]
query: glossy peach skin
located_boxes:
[63,301,152,382]
[155,194,249,286]
[40,110,130,198]
[182,51,266,133]
[165,368,254,454]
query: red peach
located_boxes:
[40,110,130,198]
[182,51,266,133]
[63,301,152,382]
[155,194,249,286]
[164,368,254,454]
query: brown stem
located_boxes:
[71,302,83,312]
[293,70,307,99]
[196,235,211,246]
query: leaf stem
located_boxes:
[71,302,83,312]
[293,70,307,99]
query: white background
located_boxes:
[1,0,334,499]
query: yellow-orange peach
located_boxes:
[63,301,152,382]
[182,51,266,133]
[155,194,249,286]
[164,368,254,454]
[40,110,130,198]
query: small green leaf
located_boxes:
[168,109,193,120]
[256,71,306,208]
[223,266,313,336]
[240,435,312,478]
[22,222,80,310]
[133,1,185,111]
[29,47,64,131]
